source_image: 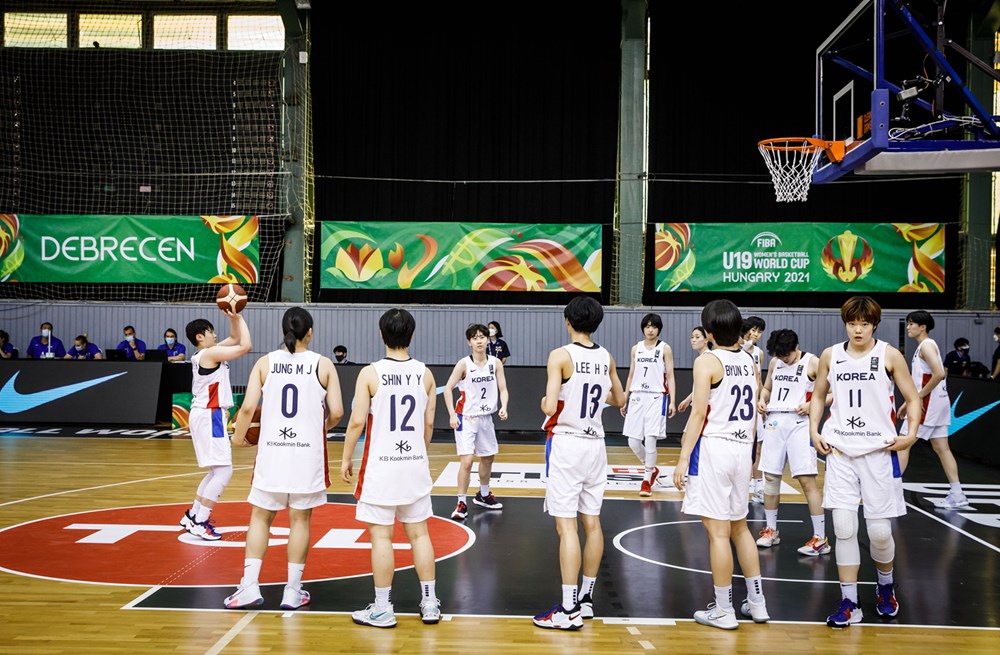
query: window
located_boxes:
[3,13,67,48]
[228,15,284,51]
[153,15,216,50]
[80,14,142,49]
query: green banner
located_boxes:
[0,214,259,284]
[652,222,945,293]
[319,221,603,291]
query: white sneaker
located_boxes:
[280,586,310,610]
[420,598,442,624]
[693,602,738,630]
[943,492,973,510]
[352,603,396,628]
[755,527,780,547]
[532,603,583,630]
[224,584,263,609]
[179,509,196,531]
[751,479,764,504]
[579,593,594,619]
[740,597,770,623]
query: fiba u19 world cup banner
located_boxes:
[319,221,603,291]
[0,214,259,284]
[652,222,945,293]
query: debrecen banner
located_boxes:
[0,214,259,283]
[318,222,603,292]
[651,222,945,293]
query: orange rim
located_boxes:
[758,137,845,163]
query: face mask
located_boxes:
[165,337,175,345]
[960,346,969,352]
[41,329,51,338]
[489,328,497,337]
[125,335,134,342]
[335,354,346,362]
[76,345,83,352]
[742,340,753,351]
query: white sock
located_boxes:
[374,586,392,609]
[579,575,597,599]
[287,562,305,591]
[949,481,963,495]
[457,494,466,504]
[877,567,894,586]
[241,558,262,587]
[714,585,733,611]
[840,582,858,604]
[191,500,202,516]
[195,505,212,523]
[745,575,764,603]
[562,584,577,610]
[811,514,826,539]
[765,509,778,531]
[421,579,436,602]
[480,484,490,497]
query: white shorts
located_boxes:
[454,413,499,456]
[189,406,232,467]
[544,434,607,518]
[899,420,949,440]
[355,494,433,526]
[823,448,906,519]
[622,393,668,440]
[681,437,753,521]
[759,412,818,478]
[248,486,327,511]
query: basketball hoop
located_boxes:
[757,137,845,202]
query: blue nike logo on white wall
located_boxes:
[0,371,128,414]
[949,391,1000,436]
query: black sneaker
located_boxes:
[473,492,503,510]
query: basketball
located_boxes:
[243,406,262,445]
[216,283,248,314]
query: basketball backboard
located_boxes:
[813,0,1000,184]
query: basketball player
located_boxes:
[673,299,769,630]
[443,323,510,521]
[896,311,970,509]
[809,296,921,628]
[179,309,251,541]
[754,329,830,555]
[620,313,676,496]
[742,316,767,503]
[533,296,626,630]
[341,308,441,628]
[223,307,343,610]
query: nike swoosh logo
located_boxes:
[949,391,1000,436]
[836,360,847,364]
[0,371,128,413]
[370,610,388,619]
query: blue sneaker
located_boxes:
[826,597,863,628]
[875,583,899,617]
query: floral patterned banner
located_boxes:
[0,214,258,284]
[319,222,602,291]
[652,222,945,292]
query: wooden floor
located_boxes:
[0,434,997,655]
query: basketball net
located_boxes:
[757,137,827,202]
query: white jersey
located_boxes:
[190,349,234,409]
[744,343,763,371]
[767,352,815,413]
[701,348,757,444]
[355,358,432,505]
[252,350,329,494]
[455,355,499,417]
[822,340,897,457]
[543,343,612,440]
[911,338,951,426]
[629,340,668,395]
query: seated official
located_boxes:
[944,337,971,376]
[65,335,103,360]
[26,322,67,359]
[0,330,15,359]
[116,325,147,361]
[157,328,186,362]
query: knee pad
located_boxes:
[866,518,895,564]
[832,508,861,567]
[644,436,658,466]
[763,474,782,496]
[210,464,234,487]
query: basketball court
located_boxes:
[1,426,998,654]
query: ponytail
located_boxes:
[281,306,314,353]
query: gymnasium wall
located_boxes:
[1,302,995,385]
